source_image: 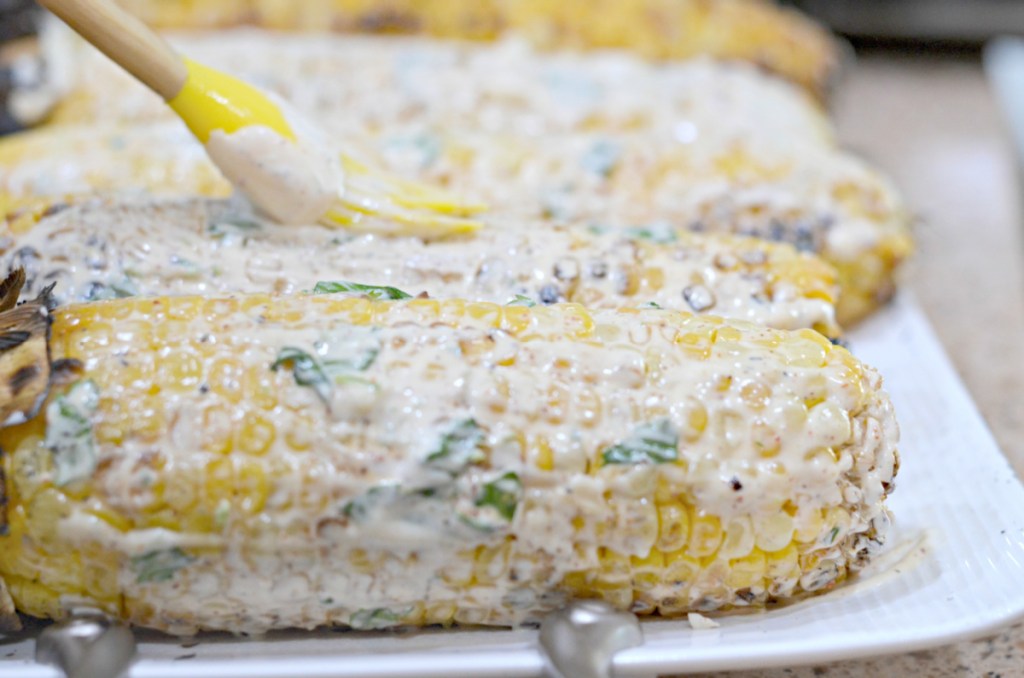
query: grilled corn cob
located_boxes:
[45,33,834,146]
[107,0,841,99]
[0,279,898,633]
[1,196,841,336]
[0,112,909,325]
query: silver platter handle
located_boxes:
[538,600,652,678]
[36,609,137,678]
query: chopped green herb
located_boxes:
[425,419,486,474]
[506,295,537,308]
[214,499,231,529]
[208,217,262,238]
[581,140,621,178]
[272,347,332,404]
[312,281,412,300]
[342,485,399,522]
[382,133,441,170]
[828,526,840,544]
[639,301,662,309]
[324,347,379,373]
[601,419,679,465]
[86,276,138,301]
[625,222,678,244]
[44,380,100,486]
[349,607,407,631]
[169,255,203,279]
[132,547,195,584]
[475,472,521,522]
[539,185,575,221]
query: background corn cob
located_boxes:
[0,288,898,634]
[44,33,834,147]
[104,0,841,100]
[0,196,841,336]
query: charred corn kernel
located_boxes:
[0,291,898,633]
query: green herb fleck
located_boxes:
[45,380,100,486]
[425,419,486,474]
[312,281,412,300]
[601,419,679,465]
[324,347,379,373]
[169,255,203,279]
[506,295,537,308]
[272,347,332,404]
[625,222,678,244]
[208,217,262,238]
[828,526,840,544]
[342,485,399,522]
[639,301,662,309]
[86,276,138,301]
[349,607,406,631]
[132,547,195,584]
[581,140,621,178]
[476,472,521,522]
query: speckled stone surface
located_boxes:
[674,53,1024,677]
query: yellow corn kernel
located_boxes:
[794,508,826,543]
[84,505,133,533]
[423,601,458,626]
[766,543,801,584]
[208,357,244,404]
[236,411,276,456]
[531,436,554,471]
[753,512,795,553]
[688,513,723,558]
[726,549,767,592]
[164,350,203,392]
[284,415,315,452]
[473,541,511,584]
[235,460,270,515]
[656,500,690,552]
[26,488,71,545]
[718,517,755,560]
[596,548,631,586]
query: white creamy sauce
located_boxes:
[206,124,341,225]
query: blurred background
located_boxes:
[791,0,1024,43]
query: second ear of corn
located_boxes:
[0,291,898,634]
[1,195,841,337]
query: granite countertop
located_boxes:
[682,53,1024,678]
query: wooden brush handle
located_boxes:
[35,0,188,100]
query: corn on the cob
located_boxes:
[0,110,908,326]
[1,195,840,337]
[0,278,898,634]
[105,0,841,99]
[45,32,834,147]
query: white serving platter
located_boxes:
[2,294,1023,677]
